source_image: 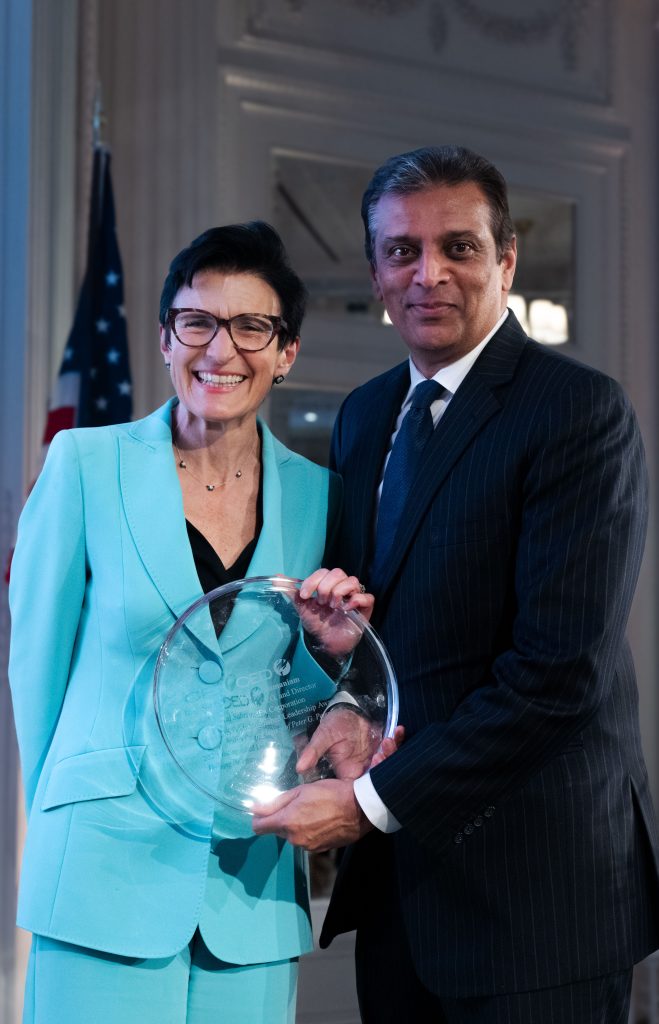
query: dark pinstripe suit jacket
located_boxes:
[320,312,659,997]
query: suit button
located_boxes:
[484,806,495,818]
[197,726,223,750]
[464,823,475,835]
[198,660,222,684]
[454,832,464,844]
[473,816,484,827]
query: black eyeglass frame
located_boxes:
[166,307,290,351]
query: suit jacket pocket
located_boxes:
[41,745,146,810]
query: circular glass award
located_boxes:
[153,576,398,821]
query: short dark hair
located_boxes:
[159,221,307,349]
[361,145,515,265]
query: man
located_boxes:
[253,146,659,1022]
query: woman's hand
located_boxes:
[295,568,374,657]
[298,567,374,618]
[369,725,405,768]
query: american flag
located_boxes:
[42,144,132,443]
[5,146,131,583]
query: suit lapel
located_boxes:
[121,404,294,654]
[374,315,528,601]
[349,363,410,577]
[246,421,285,576]
[120,400,204,624]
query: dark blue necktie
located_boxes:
[369,379,445,591]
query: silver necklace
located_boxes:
[173,435,259,492]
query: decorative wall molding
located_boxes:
[283,0,600,71]
[240,0,611,101]
[447,0,597,70]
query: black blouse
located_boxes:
[186,522,259,594]
[186,475,264,593]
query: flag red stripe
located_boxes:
[42,406,76,444]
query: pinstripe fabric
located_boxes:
[354,893,633,1023]
[320,313,659,998]
[440,970,634,1023]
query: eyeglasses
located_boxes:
[166,308,289,352]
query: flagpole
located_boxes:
[43,84,132,436]
[92,80,104,149]
[91,82,107,231]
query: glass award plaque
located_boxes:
[153,576,398,822]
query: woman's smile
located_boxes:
[192,369,247,388]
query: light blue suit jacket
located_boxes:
[9,399,339,962]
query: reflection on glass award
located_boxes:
[154,576,398,816]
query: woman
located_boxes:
[8,222,374,1023]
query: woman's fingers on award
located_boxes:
[294,595,363,657]
[294,570,374,657]
[369,725,406,768]
[298,567,374,617]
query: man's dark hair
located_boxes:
[159,221,307,349]
[361,145,515,266]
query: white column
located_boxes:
[25,0,80,482]
[0,2,33,1020]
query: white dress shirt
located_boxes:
[354,310,509,832]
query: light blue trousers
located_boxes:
[23,930,298,1024]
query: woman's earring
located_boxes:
[165,363,171,369]
[273,375,285,385]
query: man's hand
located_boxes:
[296,707,379,781]
[251,778,372,852]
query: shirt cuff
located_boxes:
[353,772,401,833]
[321,690,365,717]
